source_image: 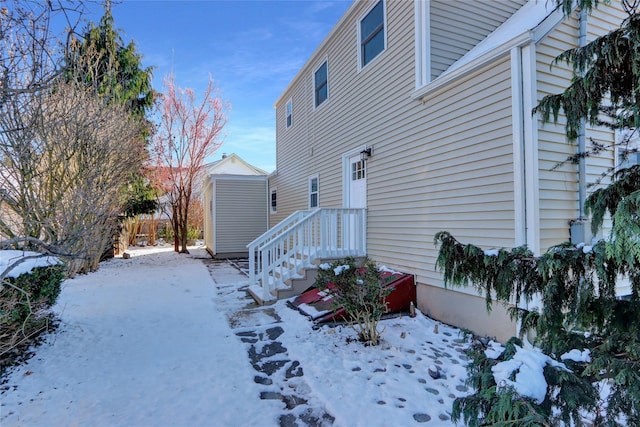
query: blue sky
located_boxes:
[85,0,354,173]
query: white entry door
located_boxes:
[344,153,367,251]
[349,154,367,208]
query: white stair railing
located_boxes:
[247,208,366,303]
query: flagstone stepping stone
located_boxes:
[236,330,259,343]
[285,361,303,378]
[261,391,284,400]
[298,408,335,427]
[265,326,285,340]
[279,414,297,427]
[204,258,335,426]
[283,394,308,409]
[413,413,431,422]
[251,341,287,360]
[428,366,441,379]
[227,308,282,329]
[254,375,273,385]
[251,358,290,376]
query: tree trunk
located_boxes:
[172,207,179,253]
[179,196,190,253]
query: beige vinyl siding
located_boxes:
[583,2,625,210]
[203,184,214,250]
[430,0,525,80]
[214,178,268,255]
[535,5,625,251]
[272,0,376,225]
[274,1,515,288]
[370,57,516,287]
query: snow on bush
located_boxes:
[1,250,61,278]
[560,348,591,363]
[491,345,569,404]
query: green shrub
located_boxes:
[452,337,597,427]
[186,225,201,241]
[314,257,391,346]
[158,223,174,243]
[1,263,66,370]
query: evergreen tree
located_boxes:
[65,4,154,117]
[436,1,640,424]
[65,4,157,221]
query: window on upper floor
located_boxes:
[314,61,328,108]
[286,99,293,128]
[309,175,319,208]
[618,147,640,169]
[359,0,386,69]
[615,129,640,171]
[617,141,640,171]
[270,188,277,213]
[414,0,431,88]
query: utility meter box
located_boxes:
[570,219,593,245]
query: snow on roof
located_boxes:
[0,250,62,279]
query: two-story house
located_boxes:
[248,0,627,341]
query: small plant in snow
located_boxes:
[314,257,391,346]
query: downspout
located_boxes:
[577,7,588,220]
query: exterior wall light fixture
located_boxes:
[360,146,373,161]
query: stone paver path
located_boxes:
[203,258,335,427]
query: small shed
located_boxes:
[202,154,269,258]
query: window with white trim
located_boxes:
[616,129,640,171]
[352,159,366,181]
[314,61,328,107]
[359,0,385,68]
[309,175,319,208]
[286,99,293,128]
[414,0,431,88]
[270,188,277,213]
[618,147,640,169]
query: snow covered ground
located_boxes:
[1,245,474,426]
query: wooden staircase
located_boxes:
[246,208,367,305]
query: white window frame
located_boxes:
[358,0,387,71]
[285,99,293,128]
[270,187,277,213]
[615,128,640,171]
[313,60,329,109]
[414,0,431,89]
[308,174,319,208]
